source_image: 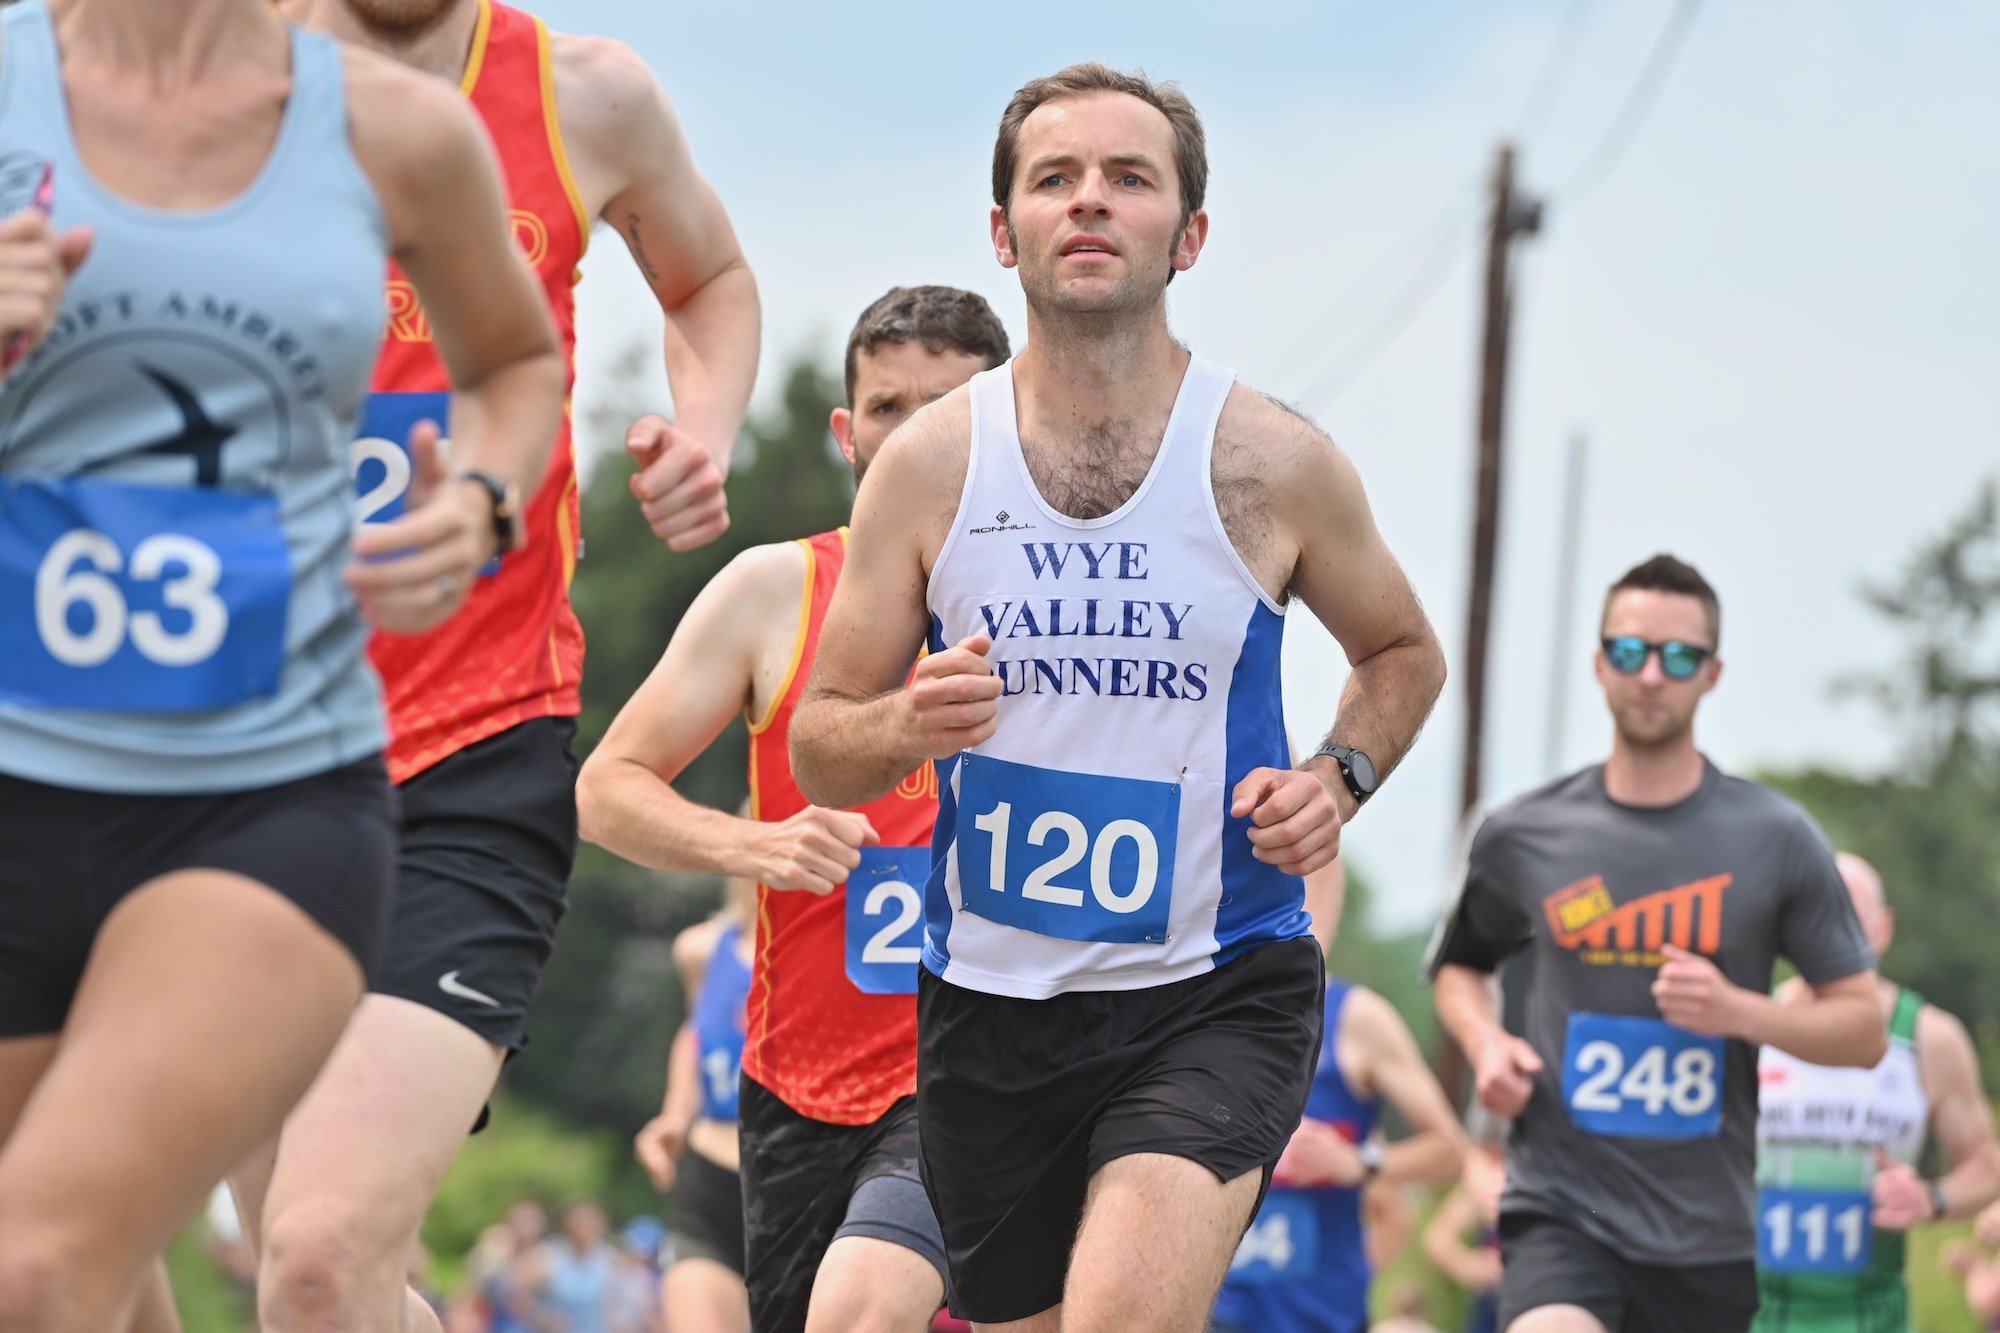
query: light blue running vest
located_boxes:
[0,1,389,793]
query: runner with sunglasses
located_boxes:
[1429,554,1888,1333]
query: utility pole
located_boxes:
[1459,143,1543,819]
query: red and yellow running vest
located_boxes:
[366,0,588,783]
[744,529,937,1125]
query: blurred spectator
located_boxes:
[1422,1130,1505,1333]
[1363,1180,1417,1274]
[447,1198,549,1333]
[518,1200,620,1332]
[607,1217,667,1333]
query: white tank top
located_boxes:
[921,354,1311,999]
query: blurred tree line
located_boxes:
[1760,481,2000,1073]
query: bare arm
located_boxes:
[1423,1187,1502,1293]
[1656,949,1886,1068]
[576,544,875,889]
[1272,406,1446,811]
[559,37,759,550]
[1436,962,1544,1119]
[792,398,986,807]
[1877,1006,2000,1226]
[345,55,562,630]
[1347,988,1468,1188]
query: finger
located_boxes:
[1512,1041,1544,1074]
[1247,801,1334,850]
[350,494,463,558]
[953,634,993,659]
[1659,943,1698,964]
[57,225,92,275]
[639,459,723,520]
[624,413,670,462]
[915,673,1004,705]
[663,509,730,553]
[1253,821,1337,870]
[345,534,478,592]
[857,816,881,846]
[404,420,445,509]
[632,440,706,502]
[934,719,999,752]
[646,491,728,541]
[1230,768,1283,818]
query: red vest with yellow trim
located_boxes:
[364,0,589,783]
[744,529,937,1125]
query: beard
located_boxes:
[338,0,463,39]
[1612,704,1695,751]
[1009,218,1174,318]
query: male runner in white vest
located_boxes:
[791,62,1446,1332]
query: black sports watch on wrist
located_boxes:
[456,470,522,555]
[1357,1138,1385,1181]
[1313,743,1378,807]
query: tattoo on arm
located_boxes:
[624,212,663,284]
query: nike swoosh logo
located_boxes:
[438,971,501,1008]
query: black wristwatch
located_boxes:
[1313,743,1378,807]
[456,470,523,555]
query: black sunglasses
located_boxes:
[1601,636,1713,681]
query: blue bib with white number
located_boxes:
[954,752,1179,945]
[845,845,930,995]
[353,391,445,527]
[1227,1190,1320,1285]
[1757,1185,1872,1275]
[1562,1012,1724,1139]
[0,477,290,711]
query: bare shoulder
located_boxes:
[671,915,724,972]
[860,386,975,568]
[338,46,491,226]
[1214,385,1348,484]
[548,32,667,153]
[1339,984,1407,1048]
[703,538,810,647]
[1917,1002,1976,1062]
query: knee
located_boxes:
[0,1231,93,1330]
[259,1204,408,1327]
[806,1270,934,1333]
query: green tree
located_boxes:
[1762,480,2000,1072]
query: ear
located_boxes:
[990,204,1018,270]
[1702,655,1725,694]
[1172,208,1209,272]
[829,406,857,466]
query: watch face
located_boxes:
[1349,748,1378,792]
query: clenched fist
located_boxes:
[756,805,878,895]
[1474,1032,1543,1120]
[1232,767,1343,875]
[1653,944,1747,1038]
[906,634,1002,759]
[627,414,729,552]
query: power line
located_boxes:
[1555,0,1706,205]
[1517,0,1595,145]
[1297,197,1481,407]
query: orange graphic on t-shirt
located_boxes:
[1542,872,1731,965]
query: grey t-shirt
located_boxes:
[1433,761,1874,1264]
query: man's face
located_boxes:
[338,0,463,38]
[1594,589,1720,749]
[990,92,1205,317]
[1837,853,1894,956]
[831,340,990,483]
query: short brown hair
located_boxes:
[843,286,1011,404]
[1602,554,1721,645]
[991,62,1208,227]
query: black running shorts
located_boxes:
[371,717,577,1053]
[0,756,396,1038]
[739,1076,947,1333]
[1499,1211,1759,1332]
[667,1144,745,1277]
[916,936,1324,1324]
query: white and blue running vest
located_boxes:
[923,353,1311,998]
[0,2,388,793]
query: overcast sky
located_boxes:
[528,0,1999,929]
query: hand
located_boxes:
[1652,944,1746,1038]
[1473,1032,1543,1119]
[1231,766,1341,874]
[906,634,1002,759]
[1270,1117,1367,1188]
[1464,1247,1504,1292]
[633,1114,687,1192]
[626,414,729,551]
[348,421,492,634]
[757,806,879,894]
[1872,1151,1935,1230]
[1942,1238,1976,1278]
[1979,1200,2000,1251]
[0,205,91,370]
